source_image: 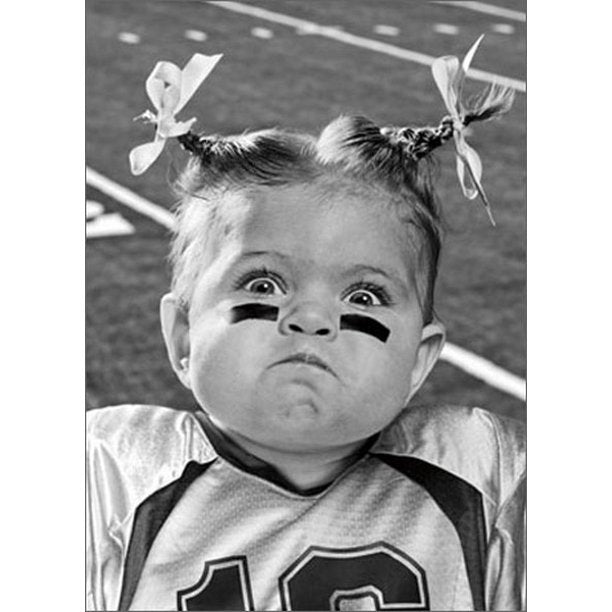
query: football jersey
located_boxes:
[86,404,525,611]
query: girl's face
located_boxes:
[163,180,444,453]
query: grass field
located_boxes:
[86,0,526,421]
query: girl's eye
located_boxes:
[244,277,283,295]
[344,286,389,307]
[346,290,380,307]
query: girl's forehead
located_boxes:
[214,181,420,280]
[224,179,402,230]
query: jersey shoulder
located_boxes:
[87,405,216,520]
[372,405,525,506]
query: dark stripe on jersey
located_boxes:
[117,460,216,612]
[377,455,487,611]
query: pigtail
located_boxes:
[380,118,453,161]
[384,82,514,164]
[322,38,514,226]
[319,116,430,193]
[173,129,319,198]
[176,131,209,157]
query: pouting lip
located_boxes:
[270,352,336,376]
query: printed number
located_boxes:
[279,544,429,610]
[178,543,429,611]
[177,556,254,611]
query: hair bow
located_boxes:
[432,35,498,225]
[129,53,223,176]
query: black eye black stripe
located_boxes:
[339,314,390,343]
[230,303,279,324]
[229,305,390,343]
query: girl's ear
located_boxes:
[406,321,446,402]
[160,293,192,389]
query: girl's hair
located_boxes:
[124,44,515,324]
[169,116,450,323]
[169,82,512,323]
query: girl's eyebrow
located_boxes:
[239,250,291,263]
[345,264,410,293]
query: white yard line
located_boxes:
[85,166,526,401]
[85,167,175,230]
[208,1,525,93]
[433,1,526,23]
[441,343,525,400]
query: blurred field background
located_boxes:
[86,0,526,421]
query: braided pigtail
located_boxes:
[176,131,207,157]
[339,38,515,226]
[385,79,513,164]
[173,129,318,195]
[380,117,454,161]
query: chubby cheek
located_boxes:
[337,328,419,418]
[188,320,270,408]
[346,315,419,375]
[355,351,414,410]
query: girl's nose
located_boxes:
[279,301,337,340]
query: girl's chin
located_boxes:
[240,410,370,453]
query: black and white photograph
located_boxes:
[85,1,526,610]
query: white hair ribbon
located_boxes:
[432,35,496,226]
[129,53,223,176]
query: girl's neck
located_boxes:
[200,414,372,493]
[233,432,367,491]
